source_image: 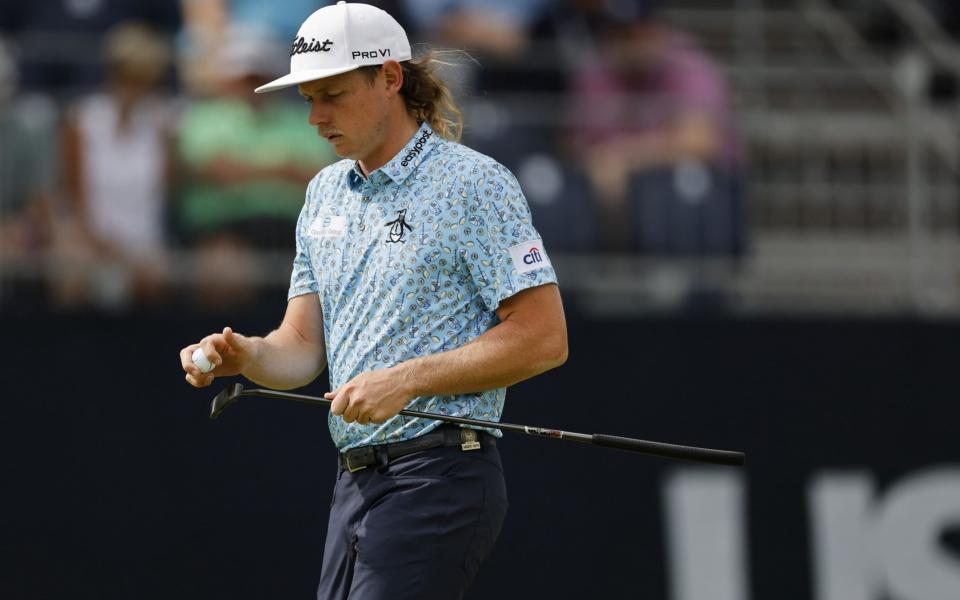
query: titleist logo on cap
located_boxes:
[291,36,334,56]
[256,2,413,94]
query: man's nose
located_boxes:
[308,101,330,126]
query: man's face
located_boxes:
[299,68,390,161]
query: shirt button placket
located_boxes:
[359,188,371,231]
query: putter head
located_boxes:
[210,383,244,420]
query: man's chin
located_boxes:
[328,140,354,159]
[334,149,359,161]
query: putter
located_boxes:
[210,383,746,467]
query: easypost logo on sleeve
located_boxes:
[508,240,552,275]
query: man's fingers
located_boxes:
[222,327,249,357]
[199,339,224,369]
[180,345,206,376]
[180,329,237,387]
[180,346,197,372]
[329,391,347,416]
[184,372,215,388]
[341,395,361,422]
[222,327,237,350]
[342,403,360,423]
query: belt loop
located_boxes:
[460,428,481,451]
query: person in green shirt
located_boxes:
[174,28,337,307]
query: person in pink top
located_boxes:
[568,2,745,254]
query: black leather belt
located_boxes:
[339,426,495,473]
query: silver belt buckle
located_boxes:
[460,429,481,451]
[345,457,368,473]
[344,446,372,472]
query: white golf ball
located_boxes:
[192,347,215,374]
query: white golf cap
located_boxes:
[255,1,411,94]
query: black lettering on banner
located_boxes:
[291,37,334,56]
[400,130,434,167]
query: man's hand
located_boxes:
[179,327,257,388]
[326,366,414,425]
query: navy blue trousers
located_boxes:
[317,437,508,600]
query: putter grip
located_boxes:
[591,433,745,466]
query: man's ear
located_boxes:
[381,60,404,96]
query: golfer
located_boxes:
[179,3,567,598]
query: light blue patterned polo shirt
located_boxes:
[288,123,558,451]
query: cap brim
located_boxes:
[254,64,362,94]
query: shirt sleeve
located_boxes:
[287,179,321,300]
[461,160,558,311]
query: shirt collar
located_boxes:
[346,123,439,191]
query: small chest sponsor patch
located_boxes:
[310,214,347,238]
[508,240,551,275]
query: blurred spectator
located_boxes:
[0,37,56,276]
[567,2,746,255]
[478,0,632,94]
[397,0,551,97]
[402,0,548,58]
[177,0,331,96]
[0,0,179,97]
[173,27,337,309]
[56,22,176,309]
[396,0,620,95]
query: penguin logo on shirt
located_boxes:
[385,209,413,243]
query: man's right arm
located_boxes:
[180,293,327,390]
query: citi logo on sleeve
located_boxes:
[508,240,551,275]
[523,247,543,265]
[291,37,333,56]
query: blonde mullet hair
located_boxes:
[398,51,463,142]
[359,50,466,141]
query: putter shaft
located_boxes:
[211,385,745,466]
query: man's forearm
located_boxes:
[395,317,567,399]
[243,323,327,390]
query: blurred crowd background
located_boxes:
[1,0,960,316]
[5,4,960,599]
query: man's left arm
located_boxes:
[327,283,567,424]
